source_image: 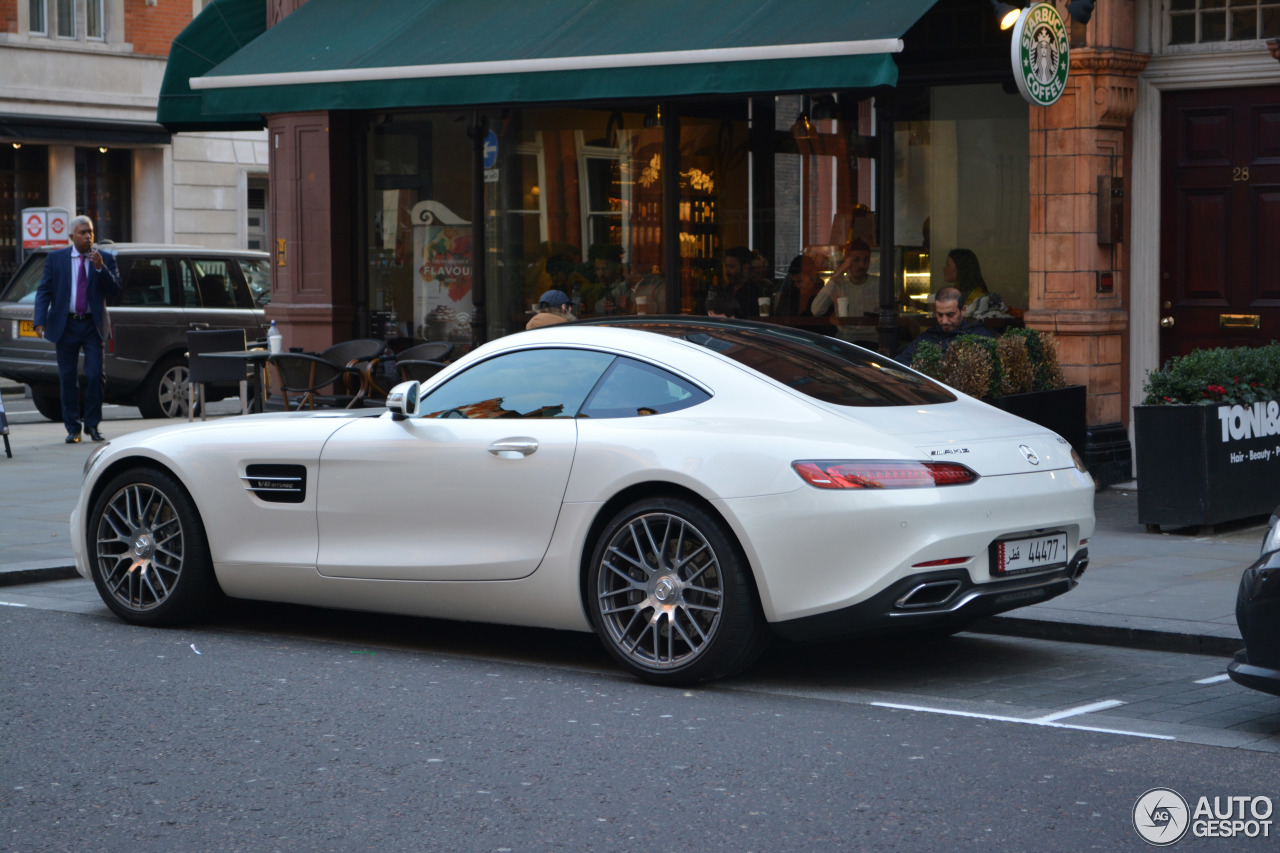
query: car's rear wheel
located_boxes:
[137,356,190,419]
[87,467,217,625]
[587,497,767,685]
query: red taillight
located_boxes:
[792,460,978,490]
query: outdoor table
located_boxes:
[202,349,272,413]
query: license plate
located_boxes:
[990,532,1068,576]
[18,320,37,338]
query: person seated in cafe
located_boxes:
[750,250,778,299]
[705,246,763,317]
[809,238,878,346]
[943,248,990,315]
[585,243,626,312]
[774,254,822,317]
[705,293,740,318]
[526,289,577,330]
[894,286,993,365]
[598,263,665,314]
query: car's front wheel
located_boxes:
[137,356,190,419]
[587,497,767,685]
[87,467,217,625]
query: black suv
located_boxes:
[0,244,271,419]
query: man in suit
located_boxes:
[33,215,121,443]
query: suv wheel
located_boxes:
[137,356,191,419]
[31,387,64,422]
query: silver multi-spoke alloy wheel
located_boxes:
[95,482,185,612]
[155,363,191,418]
[597,510,725,670]
[589,497,766,685]
[88,468,215,625]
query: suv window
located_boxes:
[180,259,254,309]
[580,357,709,418]
[117,258,173,307]
[420,348,615,419]
[241,257,271,306]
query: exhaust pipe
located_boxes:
[896,579,963,609]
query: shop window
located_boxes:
[484,106,664,332]
[0,145,50,284]
[893,84,1028,321]
[363,112,473,348]
[75,147,131,244]
[1168,0,1280,45]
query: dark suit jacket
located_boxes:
[33,247,121,342]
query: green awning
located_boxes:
[174,0,936,122]
[157,0,267,131]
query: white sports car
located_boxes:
[74,318,1094,684]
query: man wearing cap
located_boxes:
[526,289,577,329]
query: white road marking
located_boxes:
[0,601,29,607]
[1194,674,1230,684]
[871,701,1174,741]
[1036,699,1126,722]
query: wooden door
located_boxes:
[1160,87,1280,362]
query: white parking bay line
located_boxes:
[1036,699,1126,722]
[0,601,29,607]
[871,701,1174,741]
[1195,674,1230,685]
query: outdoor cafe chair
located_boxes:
[318,338,386,403]
[267,353,359,410]
[186,329,249,421]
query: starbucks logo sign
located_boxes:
[1012,3,1070,106]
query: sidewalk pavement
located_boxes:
[0,400,1269,660]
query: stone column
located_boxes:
[1024,4,1149,483]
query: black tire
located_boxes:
[31,387,63,421]
[87,467,217,626]
[137,355,190,419]
[587,496,768,685]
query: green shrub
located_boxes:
[910,327,1066,400]
[1142,342,1280,406]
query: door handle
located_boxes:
[1160,316,1175,329]
[488,438,538,457]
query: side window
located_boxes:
[190,259,250,308]
[239,258,272,307]
[118,258,171,307]
[580,357,710,418]
[179,259,199,307]
[419,348,615,419]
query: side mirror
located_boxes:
[386,380,421,421]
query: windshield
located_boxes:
[582,318,956,407]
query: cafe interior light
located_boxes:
[99,146,108,153]
[11,143,20,149]
[643,105,662,128]
[991,1,1022,30]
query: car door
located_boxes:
[180,257,262,336]
[315,347,616,581]
[108,255,181,390]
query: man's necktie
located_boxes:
[75,255,88,315]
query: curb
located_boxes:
[971,614,1242,659]
[0,563,79,587]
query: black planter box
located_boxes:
[992,385,1087,456]
[1134,403,1280,530]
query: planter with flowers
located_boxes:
[909,328,1087,459]
[1135,343,1280,531]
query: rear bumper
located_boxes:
[772,548,1089,642]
